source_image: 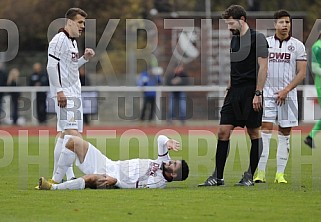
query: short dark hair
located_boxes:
[273,10,291,20]
[222,5,247,21]
[175,160,189,181]
[65,8,87,20]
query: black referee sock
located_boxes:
[212,142,231,178]
[215,140,230,180]
[249,138,263,176]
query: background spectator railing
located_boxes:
[0,85,318,125]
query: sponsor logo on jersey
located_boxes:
[71,52,79,62]
[149,162,160,177]
[269,52,291,63]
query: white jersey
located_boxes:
[47,29,87,98]
[265,35,307,97]
[76,135,171,189]
[108,158,167,189]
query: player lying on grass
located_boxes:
[38,135,189,189]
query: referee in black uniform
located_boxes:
[199,5,268,186]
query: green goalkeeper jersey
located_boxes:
[312,39,321,86]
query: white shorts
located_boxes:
[55,97,83,133]
[75,143,113,175]
[262,88,298,128]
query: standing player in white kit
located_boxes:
[254,10,307,183]
[47,8,95,183]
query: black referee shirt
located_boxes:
[230,28,268,86]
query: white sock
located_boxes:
[257,132,272,172]
[53,137,64,176]
[52,178,85,190]
[277,134,290,173]
[62,135,75,180]
[52,145,76,183]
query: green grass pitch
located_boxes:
[0,132,321,221]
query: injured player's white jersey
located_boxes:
[110,158,168,188]
[111,135,171,189]
[76,135,173,188]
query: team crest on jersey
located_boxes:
[71,52,79,62]
[288,45,295,52]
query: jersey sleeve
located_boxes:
[312,43,321,63]
[143,176,166,189]
[157,135,171,162]
[78,56,88,68]
[48,35,66,61]
[47,35,66,94]
[256,32,269,58]
[116,176,166,189]
[115,180,136,189]
[47,60,63,94]
[296,41,307,61]
[311,43,321,76]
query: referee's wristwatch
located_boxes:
[255,90,262,96]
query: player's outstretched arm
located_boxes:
[157,135,180,162]
[166,139,180,151]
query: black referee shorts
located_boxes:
[220,84,263,128]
